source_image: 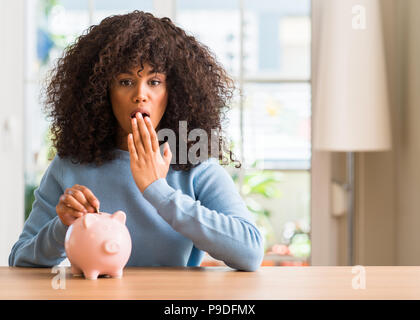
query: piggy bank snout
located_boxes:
[103,240,120,254]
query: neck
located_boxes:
[116,129,128,151]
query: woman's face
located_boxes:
[109,63,168,150]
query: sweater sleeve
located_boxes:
[142,159,264,271]
[9,156,69,267]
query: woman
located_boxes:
[9,11,264,271]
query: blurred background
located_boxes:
[1,0,418,267]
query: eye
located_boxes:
[150,80,161,86]
[119,79,133,87]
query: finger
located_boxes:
[66,187,94,212]
[65,207,85,219]
[58,211,75,226]
[144,116,159,153]
[64,216,78,226]
[164,142,172,163]
[136,112,152,153]
[73,185,100,211]
[131,116,145,156]
[128,133,138,161]
[65,211,84,225]
[56,203,85,225]
[60,193,88,213]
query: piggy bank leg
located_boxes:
[84,270,100,280]
[109,269,123,279]
[70,264,83,277]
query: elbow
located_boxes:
[237,239,265,272]
[247,244,265,272]
[8,254,15,267]
[8,242,34,267]
[8,253,23,267]
[225,241,264,272]
[239,224,266,272]
[8,244,18,266]
[247,225,265,271]
[236,249,264,272]
[8,249,24,267]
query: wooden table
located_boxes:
[1,266,420,300]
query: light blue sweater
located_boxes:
[9,149,264,271]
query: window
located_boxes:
[177,0,311,265]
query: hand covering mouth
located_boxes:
[130,110,150,119]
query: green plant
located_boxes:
[41,0,60,17]
[282,220,311,259]
[24,128,56,221]
[288,232,311,258]
[45,127,57,161]
[230,159,283,251]
[24,184,38,221]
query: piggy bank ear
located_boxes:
[83,214,98,229]
[112,210,126,224]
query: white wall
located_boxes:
[0,0,25,265]
[395,0,420,265]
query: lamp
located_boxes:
[313,0,392,266]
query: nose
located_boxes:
[132,82,148,104]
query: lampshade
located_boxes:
[313,0,392,151]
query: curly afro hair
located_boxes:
[42,10,241,171]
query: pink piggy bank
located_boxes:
[64,211,132,280]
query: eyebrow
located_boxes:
[120,69,163,76]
